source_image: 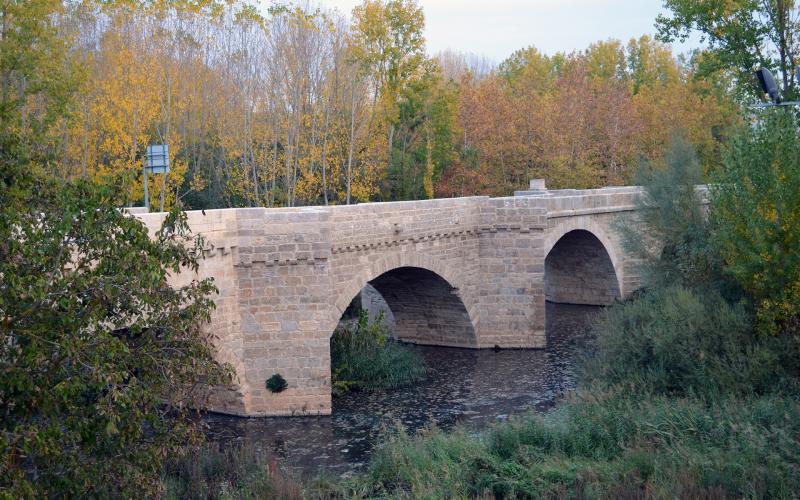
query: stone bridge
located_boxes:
[136,182,647,417]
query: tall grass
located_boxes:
[347,393,800,499]
[330,310,428,394]
[162,443,303,500]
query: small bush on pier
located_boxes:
[330,310,427,394]
[266,373,288,393]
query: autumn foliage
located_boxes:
[20,1,737,210]
[437,40,737,197]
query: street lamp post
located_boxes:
[143,159,149,210]
[755,67,800,108]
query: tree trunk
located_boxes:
[346,84,357,205]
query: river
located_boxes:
[202,302,601,478]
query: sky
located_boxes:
[303,0,702,63]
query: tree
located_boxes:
[712,110,800,335]
[626,35,680,94]
[621,135,717,290]
[0,177,232,496]
[5,1,739,209]
[657,1,800,100]
[0,0,79,199]
[351,0,426,195]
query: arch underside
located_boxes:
[545,230,621,306]
[350,266,477,348]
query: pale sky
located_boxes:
[294,0,701,63]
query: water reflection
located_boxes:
[202,302,601,477]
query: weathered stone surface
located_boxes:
[134,185,669,417]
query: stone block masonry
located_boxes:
[134,183,658,416]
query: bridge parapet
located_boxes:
[516,185,644,218]
[328,196,486,251]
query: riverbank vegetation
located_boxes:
[164,443,305,499]
[351,394,800,498]
[331,311,427,395]
[4,0,800,498]
[0,179,234,497]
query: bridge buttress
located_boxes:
[474,197,550,348]
[233,207,334,416]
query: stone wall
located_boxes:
[234,208,333,416]
[327,197,485,333]
[135,209,247,415]
[475,197,549,348]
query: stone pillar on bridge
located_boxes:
[474,196,549,348]
[234,207,334,416]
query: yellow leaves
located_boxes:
[51,1,736,210]
[756,279,800,335]
[713,113,800,335]
[760,204,779,223]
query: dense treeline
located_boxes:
[440,39,737,196]
[20,0,736,210]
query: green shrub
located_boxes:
[330,310,427,394]
[712,110,800,335]
[0,179,232,497]
[364,424,489,498]
[581,285,800,396]
[266,373,288,393]
[619,134,721,291]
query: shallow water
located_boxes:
[202,302,601,477]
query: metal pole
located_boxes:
[159,172,166,212]
[143,162,149,210]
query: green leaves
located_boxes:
[0,177,232,496]
[657,0,798,100]
[618,134,720,291]
[330,310,426,394]
[711,110,800,335]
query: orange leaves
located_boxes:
[441,38,737,198]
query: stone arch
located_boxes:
[330,252,478,348]
[544,220,623,306]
